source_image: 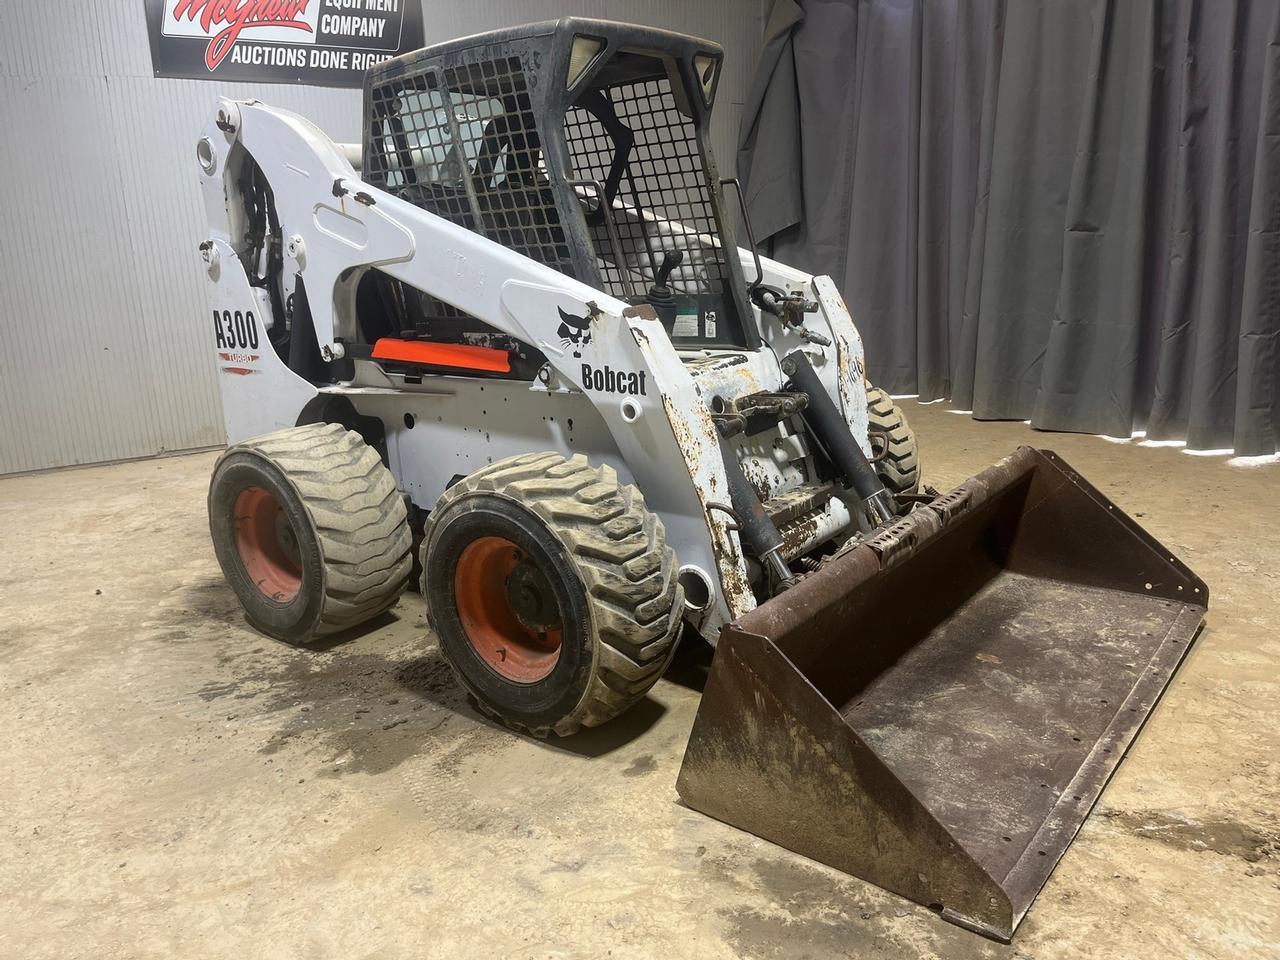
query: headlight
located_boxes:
[568,35,604,88]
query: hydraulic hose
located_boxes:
[782,349,895,526]
[717,434,793,587]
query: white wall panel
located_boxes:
[0,0,764,474]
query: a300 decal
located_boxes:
[213,309,260,351]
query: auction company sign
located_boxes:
[144,0,424,87]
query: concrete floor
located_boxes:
[2,402,1277,959]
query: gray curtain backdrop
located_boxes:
[740,0,1280,455]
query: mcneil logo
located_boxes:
[168,0,315,70]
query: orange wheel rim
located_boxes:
[233,486,302,602]
[454,535,563,683]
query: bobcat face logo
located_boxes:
[558,306,593,358]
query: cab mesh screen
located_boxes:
[564,76,730,302]
[366,57,572,275]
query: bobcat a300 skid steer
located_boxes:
[197,18,1207,941]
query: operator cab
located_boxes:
[361,18,759,353]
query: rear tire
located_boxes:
[209,423,412,643]
[866,385,921,508]
[423,452,683,737]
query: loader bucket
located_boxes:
[677,447,1207,941]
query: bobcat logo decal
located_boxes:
[557,306,593,357]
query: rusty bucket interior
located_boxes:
[677,446,1207,941]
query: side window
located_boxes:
[366,58,572,274]
[445,91,522,192]
[394,87,453,186]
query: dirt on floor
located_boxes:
[1,403,1277,960]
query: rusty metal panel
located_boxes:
[677,447,1208,941]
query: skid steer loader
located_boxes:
[196,18,1207,941]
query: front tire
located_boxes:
[866,385,921,508]
[209,423,412,643]
[423,452,683,737]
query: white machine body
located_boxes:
[197,98,874,642]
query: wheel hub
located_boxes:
[232,486,302,602]
[453,536,563,684]
[505,559,559,633]
[274,510,302,568]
